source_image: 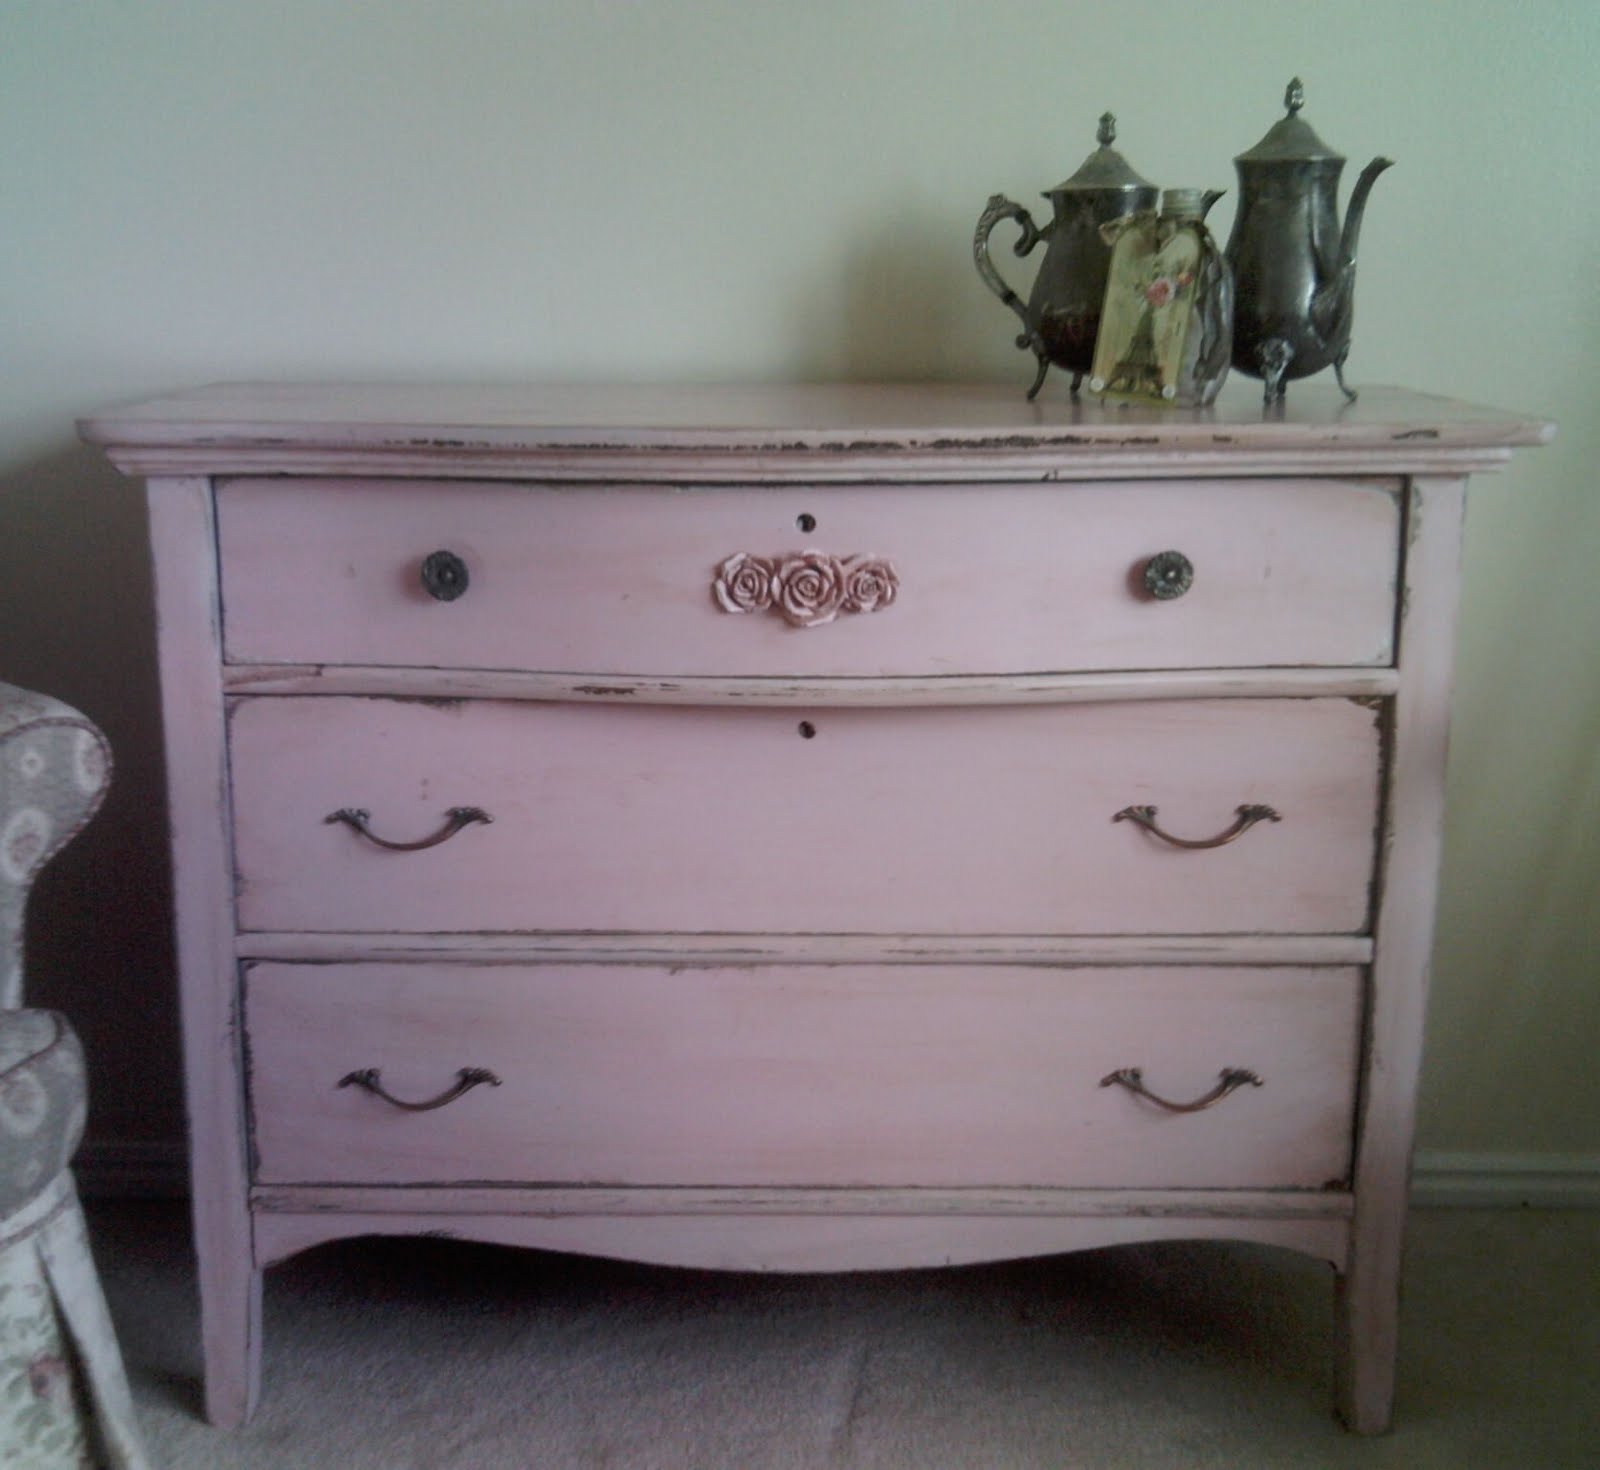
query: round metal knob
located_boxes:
[420,550,470,602]
[1143,550,1193,601]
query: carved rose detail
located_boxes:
[712,552,777,613]
[840,555,899,614]
[714,551,899,627]
[773,553,847,627]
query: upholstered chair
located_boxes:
[0,682,148,1468]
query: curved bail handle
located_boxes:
[973,194,1045,346]
[337,1066,502,1112]
[325,805,493,853]
[1099,1067,1263,1114]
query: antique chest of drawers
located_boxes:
[81,383,1550,1432]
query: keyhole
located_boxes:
[796,513,817,533]
[798,721,817,739]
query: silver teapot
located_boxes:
[1226,79,1393,402]
[974,114,1158,398]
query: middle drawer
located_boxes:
[229,695,1381,936]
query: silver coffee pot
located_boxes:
[1226,79,1393,402]
[974,114,1158,398]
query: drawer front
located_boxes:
[215,477,1400,676]
[229,696,1381,936]
[245,962,1361,1189]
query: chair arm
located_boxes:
[0,682,112,1009]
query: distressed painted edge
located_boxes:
[73,1143,1600,1210]
[250,1183,1354,1219]
[90,445,1522,483]
[230,932,1377,966]
[219,665,1405,704]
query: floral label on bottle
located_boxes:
[1088,217,1203,404]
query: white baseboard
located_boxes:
[1410,1150,1600,1208]
[74,1141,1600,1209]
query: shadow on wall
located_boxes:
[0,445,184,1155]
[791,201,1017,383]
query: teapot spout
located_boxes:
[1338,156,1394,275]
[1311,156,1393,345]
[1199,188,1225,220]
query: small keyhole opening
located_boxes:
[798,721,817,739]
[796,513,817,533]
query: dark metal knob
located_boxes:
[420,550,470,602]
[1143,550,1193,601]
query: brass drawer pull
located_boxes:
[1099,1067,1263,1113]
[1113,803,1281,850]
[325,806,493,852]
[337,1067,502,1112]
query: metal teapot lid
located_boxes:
[1048,112,1156,194]
[1235,78,1344,164]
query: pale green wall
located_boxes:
[3,1,1596,1164]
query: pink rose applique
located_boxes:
[712,553,778,614]
[774,553,847,627]
[840,556,899,614]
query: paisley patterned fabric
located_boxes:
[0,682,148,1468]
[0,685,111,1012]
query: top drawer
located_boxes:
[215,477,1400,678]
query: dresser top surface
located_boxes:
[81,381,1552,461]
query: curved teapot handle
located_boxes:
[973,194,1045,346]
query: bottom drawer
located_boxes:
[245,962,1362,1191]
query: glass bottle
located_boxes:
[1088,188,1233,407]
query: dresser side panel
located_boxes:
[145,475,260,1428]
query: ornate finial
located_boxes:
[1284,78,1304,115]
[1097,112,1117,148]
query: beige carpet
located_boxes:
[86,1203,1597,1469]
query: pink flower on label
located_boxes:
[1145,277,1174,308]
[774,553,846,627]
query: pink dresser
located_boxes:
[81,383,1550,1432]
